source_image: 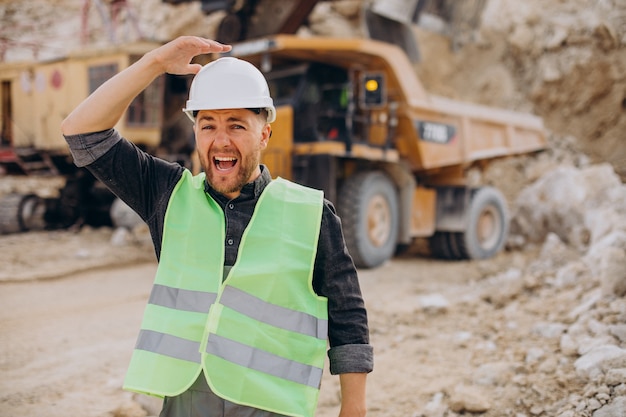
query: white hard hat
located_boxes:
[183,57,276,123]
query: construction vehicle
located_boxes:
[218,35,546,267]
[0,40,198,231]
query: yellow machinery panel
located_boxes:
[262,106,293,180]
[411,186,436,237]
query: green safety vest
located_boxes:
[123,169,328,417]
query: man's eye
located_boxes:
[201,125,214,130]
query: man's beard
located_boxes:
[200,149,261,196]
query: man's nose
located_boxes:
[213,129,232,146]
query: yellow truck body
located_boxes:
[224,35,546,267]
[1,42,164,155]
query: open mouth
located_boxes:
[214,156,238,171]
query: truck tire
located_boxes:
[456,186,509,260]
[430,231,463,260]
[338,171,399,269]
[0,193,46,234]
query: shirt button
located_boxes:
[227,238,234,245]
[228,203,234,209]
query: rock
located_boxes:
[511,166,587,248]
[307,1,358,37]
[592,396,626,417]
[574,345,626,380]
[554,261,590,289]
[605,369,626,386]
[588,397,603,411]
[110,227,131,247]
[448,385,491,413]
[331,0,361,18]
[417,293,449,313]
[608,325,626,343]
[422,392,447,417]
[539,233,579,269]
[593,21,619,51]
[615,385,626,397]
[599,247,626,297]
[544,25,569,50]
[511,164,624,251]
[532,322,567,339]
[585,231,626,277]
[525,347,545,365]
[472,362,514,386]
[560,334,579,356]
[508,24,538,56]
[568,290,601,322]
[481,268,524,307]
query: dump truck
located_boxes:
[0,34,546,268]
[0,41,195,231]
[222,35,546,267]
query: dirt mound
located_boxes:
[416,0,626,179]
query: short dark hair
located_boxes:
[249,108,269,121]
[192,108,268,121]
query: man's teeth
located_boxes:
[214,156,237,170]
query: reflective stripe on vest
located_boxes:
[218,285,327,340]
[149,283,217,313]
[123,170,327,417]
[206,334,323,388]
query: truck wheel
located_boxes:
[19,194,46,231]
[338,171,399,269]
[457,186,509,260]
[0,193,46,234]
[430,231,463,260]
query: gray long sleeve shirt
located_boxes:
[64,128,373,375]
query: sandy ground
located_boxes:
[0,227,584,417]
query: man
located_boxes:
[61,36,372,417]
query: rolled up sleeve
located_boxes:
[328,344,374,375]
[63,128,122,167]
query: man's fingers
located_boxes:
[185,36,232,55]
[196,37,232,53]
[186,63,204,75]
[154,37,231,75]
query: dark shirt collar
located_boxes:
[205,165,272,204]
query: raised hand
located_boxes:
[149,36,232,76]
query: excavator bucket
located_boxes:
[362,7,421,63]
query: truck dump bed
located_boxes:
[405,94,546,170]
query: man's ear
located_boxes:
[260,124,271,149]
